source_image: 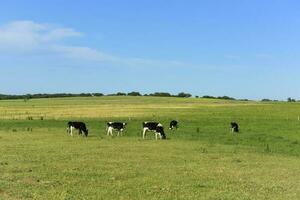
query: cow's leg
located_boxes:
[111,128,114,136]
[120,129,123,136]
[142,128,147,139]
[159,132,162,139]
[107,127,113,136]
[70,126,73,136]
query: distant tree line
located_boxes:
[201,95,239,101]
[261,97,297,102]
[0,93,104,100]
[1,92,296,102]
[0,92,193,100]
[108,92,192,98]
[261,99,278,102]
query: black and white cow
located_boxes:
[142,122,166,140]
[107,122,127,136]
[169,120,178,130]
[231,122,239,133]
[67,122,88,137]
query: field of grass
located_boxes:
[0,96,300,199]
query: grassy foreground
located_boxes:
[0,96,300,199]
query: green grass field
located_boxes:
[0,96,300,199]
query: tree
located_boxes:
[149,92,171,97]
[217,96,235,100]
[177,92,192,98]
[261,99,272,102]
[202,95,215,99]
[92,93,104,96]
[127,91,141,96]
[116,92,126,96]
[287,97,296,102]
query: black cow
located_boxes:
[142,122,166,140]
[67,122,88,137]
[169,120,178,130]
[231,122,239,133]
[107,122,127,136]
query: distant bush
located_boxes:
[127,91,141,96]
[261,99,272,102]
[107,92,127,96]
[149,92,172,97]
[287,97,296,102]
[217,96,235,100]
[116,92,127,96]
[92,93,104,97]
[202,95,235,100]
[202,95,215,99]
[177,92,192,98]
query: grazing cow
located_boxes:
[107,122,127,136]
[142,122,166,140]
[67,122,88,137]
[231,122,239,133]
[169,120,178,130]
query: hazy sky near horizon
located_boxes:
[0,0,300,99]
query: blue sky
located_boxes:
[0,0,300,99]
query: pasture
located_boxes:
[0,96,300,199]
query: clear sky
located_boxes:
[0,0,300,100]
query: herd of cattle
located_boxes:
[67,120,239,140]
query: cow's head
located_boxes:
[84,129,89,137]
[231,122,237,127]
[157,124,166,139]
[169,120,178,130]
